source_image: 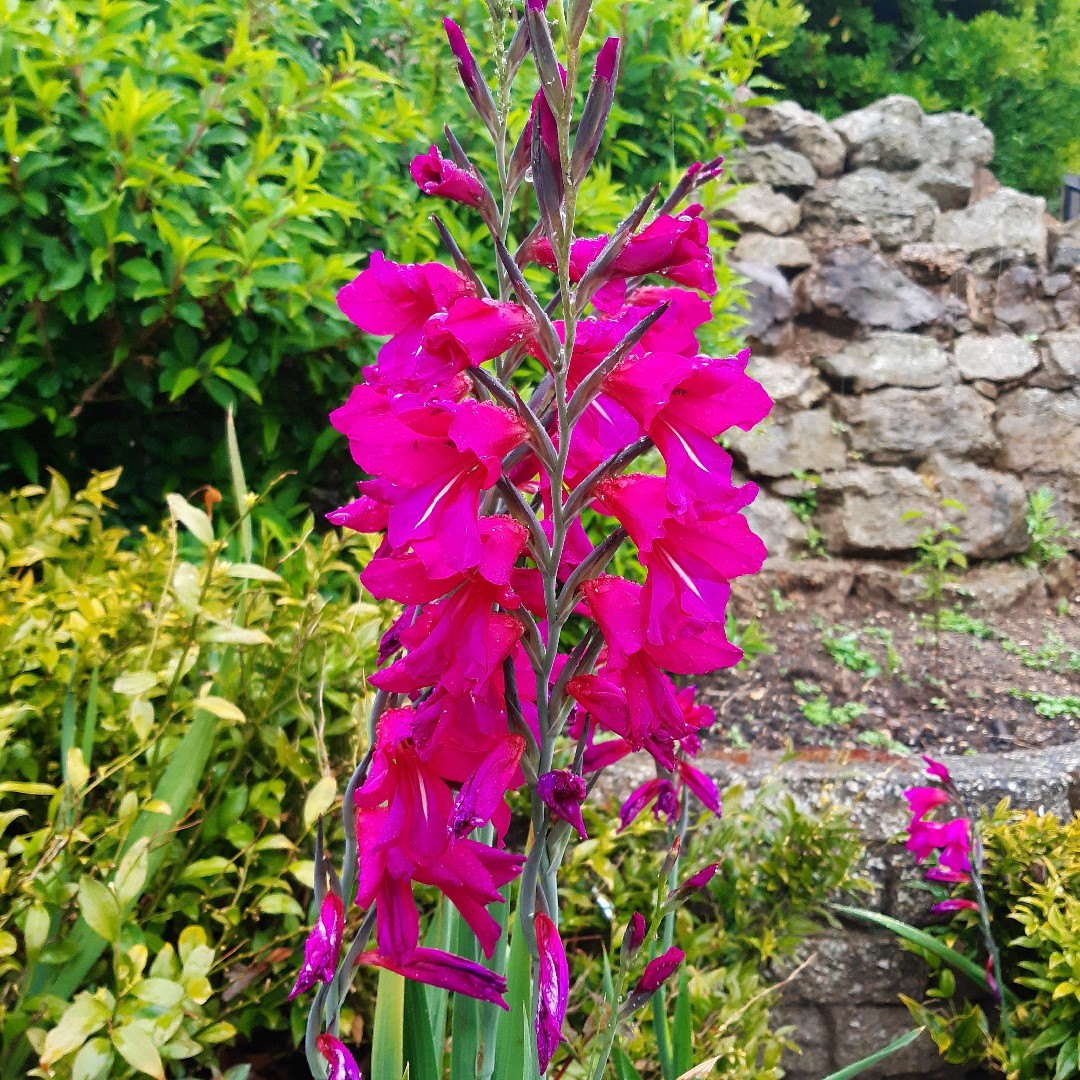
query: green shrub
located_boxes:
[559,783,866,1077]
[0,0,804,519]
[0,468,388,1077]
[903,804,1080,1079]
[767,0,1080,203]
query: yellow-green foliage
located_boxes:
[0,471,388,1078]
[905,804,1080,1080]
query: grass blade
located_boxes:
[403,977,440,1080]
[833,906,993,993]
[820,1027,925,1079]
[495,897,531,1080]
[672,966,692,1077]
[226,406,252,563]
[372,969,405,1080]
[450,911,480,1080]
[613,1047,643,1080]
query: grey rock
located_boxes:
[833,1006,949,1076]
[816,466,936,553]
[921,110,995,169]
[733,231,812,268]
[960,564,1048,610]
[728,408,848,478]
[924,456,1030,558]
[743,100,847,177]
[911,158,977,210]
[797,246,945,330]
[816,333,952,391]
[954,333,1040,382]
[732,260,794,346]
[802,169,938,249]
[1049,215,1080,271]
[719,183,800,235]
[831,95,926,171]
[995,388,1080,472]
[742,488,808,560]
[1041,331,1080,385]
[852,563,928,605]
[897,242,968,283]
[835,386,998,465]
[773,1004,834,1077]
[993,265,1051,335]
[746,355,828,409]
[730,144,817,192]
[777,931,927,1006]
[933,188,1048,270]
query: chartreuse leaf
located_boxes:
[113,1022,165,1079]
[371,969,405,1080]
[673,966,693,1077]
[77,878,121,944]
[820,1027,925,1079]
[40,993,111,1068]
[833,906,995,995]
[403,978,439,1080]
[165,493,215,545]
[494,898,532,1080]
[450,911,480,1080]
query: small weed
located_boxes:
[1001,631,1080,674]
[924,604,996,640]
[1010,690,1080,720]
[786,471,820,524]
[727,724,750,749]
[1056,598,1071,617]
[819,623,881,676]
[930,696,948,710]
[793,678,820,697]
[770,588,794,614]
[864,626,905,675]
[857,729,911,755]
[799,693,866,728]
[727,613,774,668]
[1020,486,1077,567]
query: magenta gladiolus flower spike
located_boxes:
[288,892,344,999]
[317,1035,363,1080]
[308,4,778,1066]
[930,898,979,915]
[411,145,486,207]
[923,756,953,785]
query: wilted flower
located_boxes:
[288,892,344,999]
[316,1035,363,1080]
[537,770,589,838]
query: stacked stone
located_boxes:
[721,96,1080,567]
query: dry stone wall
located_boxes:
[722,96,1080,565]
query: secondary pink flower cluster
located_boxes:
[903,757,978,915]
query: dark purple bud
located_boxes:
[538,769,588,838]
[672,862,719,898]
[531,90,564,242]
[444,18,498,132]
[636,946,684,995]
[624,912,647,954]
[569,0,594,44]
[660,833,681,879]
[526,1,564,116]
[535,913,569,1071]
[571,37,620,183]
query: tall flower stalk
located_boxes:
[296,4,771,1077]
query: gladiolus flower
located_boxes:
[602,349,772,513]
[619,777,678,829]
[336,252,474,372]
[903,786,951,821]
[316,1035,363,1080]
[930,898,979,915]
[289,892,344,999]
[635,946,684,995]
[411,145,486,207]
[923,756,953,785]
[423,297,536,370]
[537,770,589,838]
[535,914,569,1071]
[358,947,510,1008]
[450,735,527,839]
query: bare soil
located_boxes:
[704,573,1080,756]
